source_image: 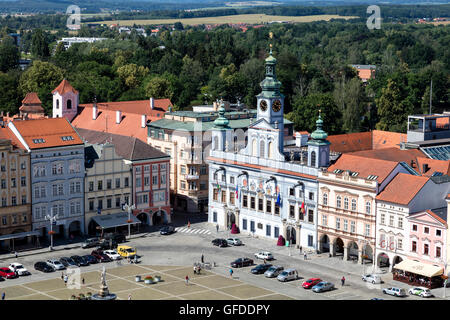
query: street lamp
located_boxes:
[123,203,136,240]
[45,211,59,251]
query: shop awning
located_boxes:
[393,259,443,278]
[0,230,41,241]
[91,212,141,229]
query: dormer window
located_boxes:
[32,138,45,144]
[61,136,74,141]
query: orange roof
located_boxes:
[0,127,27,150]
[357,69,375,80]
[21,92,41,104]
[52,79,78,95]
[376,173,429,205]
[327,154,399,184]
[328,131,372,153]
[372,130,406,149]
[416,157,450,176]
[11,118,83,149]
[79,99,172,115]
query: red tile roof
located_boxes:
[327,131,372,153]
[21,92,41,104]
[376,173,429,205]
[357,69,375,81]
[0,127,27,150]
[52,79,78,95]
[327,154,399,184]
[372,130,407,149]
[11,118,83,149]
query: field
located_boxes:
[88,13,358,27]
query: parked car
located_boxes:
[34,261,54,273]
[160,225,175,235]
[47,259,65,270]
[277,269,299,282]
[231,258,253,268]
[362,274,382,284]
[408,287,433,298]
[97,239,117,250]
[103,233,126,244]
[312,281,335,293]
[70,255,89,267]
[82,255,99,264]
[212,238,228,247]
[81,237,100,249]
[103,250,122,261]
[117,245,137,259]
[302,278,322,289]
[91,250,112,263]
[382,287,407,297]
[251,264,273,274]
[0,267,18,279]
[9,263,30,276]
[254,251,274,260]
[59,257,77,267]
[226,238,242,246]
[264,265,284,278]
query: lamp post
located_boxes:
[45,211,59,251]
[123,203,136,240]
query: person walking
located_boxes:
[64,274,68,286]
[304,253,307,260]
[341,276,345,286]
[229,268,233,278]
[1,292,5,300]
[61,272,64,281]
[201,254,204,263]
[216,224,219,233]
[299,246,302,254]
[14,251,18,259]
[128,294,132,300]
[185,275,189,285]
[187,221,191,228]
[81,278,85,285]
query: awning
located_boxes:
[393,259,443,278]
[91,212,141,229]
[0,230,41,241]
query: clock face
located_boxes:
[259,100,267,112]
[272,99,282,112]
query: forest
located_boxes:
[0,19,449,135]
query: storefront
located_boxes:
[392,259,444,289]
[90,212,142,237]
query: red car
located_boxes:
[0,267,18,279]
[302,278,321,289]
[91,250,112,263]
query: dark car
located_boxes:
[231,258,254,268]
[82,255,99,264]
[0,267,18,279]
[212,238,228,247]
[103,233,126,244]
[59,257,77,267]
[160,225,175,235]
[70,255,89,267]
[91,250,112,263]
[34,261,54,273]
[81,237,100,249]
[251,264,273,274]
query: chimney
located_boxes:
[150,97,155,110]
[116,110,122,124]
[92,104,98,120]
[422,163,429,174]
[141,114,147,128]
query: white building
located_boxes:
[57,37,108,50]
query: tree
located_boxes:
[144,75,175,100]
[19,60,64,115]
[0,71,20,114]
[0,35,19,72]
[116,63,149,89]
[174,22,184,31]
[31,29,50,59]
[333,77,366,133]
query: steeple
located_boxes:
[213,101,230,130]
[310,110,329,143]
[307,109,330,168]
[259,35,282,98]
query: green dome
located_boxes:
[310,113,328,141]
[213,104,230,129]
[265,54,277,64]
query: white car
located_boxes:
[382,287,407,297]
[9,263,30,276]
[362,274,382,284]
[226,238,242,246]
[103,250,122,260]
[47,259,65,270]
[408,287,434,298]
[254,251,274,260]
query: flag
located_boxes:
[217,183,221,192]
[276,192,281,206]
[301,202,305,214]
[235,185,239,199]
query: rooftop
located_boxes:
[376,173,429,205]
[52,79,78,96]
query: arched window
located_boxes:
[56,99,60,109]
[252,139,257,156]
[213,136,219,151]
[260,140,265,158]
[268,141,273,159]
[365,201,371,214]
[336,196,341,208]
[344,197,349,210]
[323,193,328,206]
[351,199,356,211]
[310,151,316,166]
[67,99,72,109]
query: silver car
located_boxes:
[312,281,335,293]
[362,274,382,284]
[264,265,284,278]
[277,269,298,282]
[382,287,407,297]
[46,259,65,270]
[226,238,242,246]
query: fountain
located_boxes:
[91,266,117,300]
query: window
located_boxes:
[230,176,235,184]
[274,204,280,215]
[135,178,141,188]
[11,196,16,206]
[116,197,121,208]
[98,199,103,210]
[322,193,328,205]
[424,227,429,234]
[98,180,103,190]
[2,216,6,225]
[336,218,341,230]
[365,201,371,214]
[180,166,186,174]
[1,179,6,189]
[351,199,356,211]
[397,239,403,250]
[310,151,316,166]
[200,166,207,175]
[344,197,349,210]
[221,191,226,203]
[289,205,295,218]
[266,200,272,214]
[89,181,94,192]
[11,178,16,187]
[436,229,442,237]
[412,241,417,252]
[350,221,356,233]
[21,176,26,186]
[200,182,207,190]
[242,219,247,230]
[365,224,370,236]
[250,196,255,209]
[242,195,248,207]
[229,192,235,205]
[309,192,314,201]
[107,198,112,208]
[89,200,94,211]
[107,179,112,189]
[152,176,157,185]
[343,219,348,231]
[289,188,294,196]
[124,178,129,187]
[22,195,26,204]
[213,188,218,201]
[308,235,313,247]
[115,178,120,188]
[398,217,403,229]
[412,224,417,231]
[1,198,6,207]
[308,209,314,223]
[423,243,429,255]
[266,225,271,236]
[160,174,166,185]
[389,215,394,227]
[380,213,385,225]
[436,246,441,258]
[274,226,279,238]
[260,140,265,157]
[213,211,217,223]
[322,214,327,226]
[336,196,341,208]
[181,181,186,190]
[258,198,263,211]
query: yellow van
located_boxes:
[117,245,137,258]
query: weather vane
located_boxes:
[269,32,273,54]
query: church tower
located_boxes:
[52,79,79,122]
[211,102,233,152]
[255,37,285,154]
[307,111,330,168]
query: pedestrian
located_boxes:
[64,274,68,285]
[1,292,5,300]
[304,253,307,260]
[82,277,85,285]
[188,221,191,228]
[128,294,132,300]
[229,268,233,278]
[216,224,219,233]
[61,272,64,281]
[14,251,18,259]
[341,276,345,286]
[201,254,204,263]
[299,246,302,254]
[185,275,189,285]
